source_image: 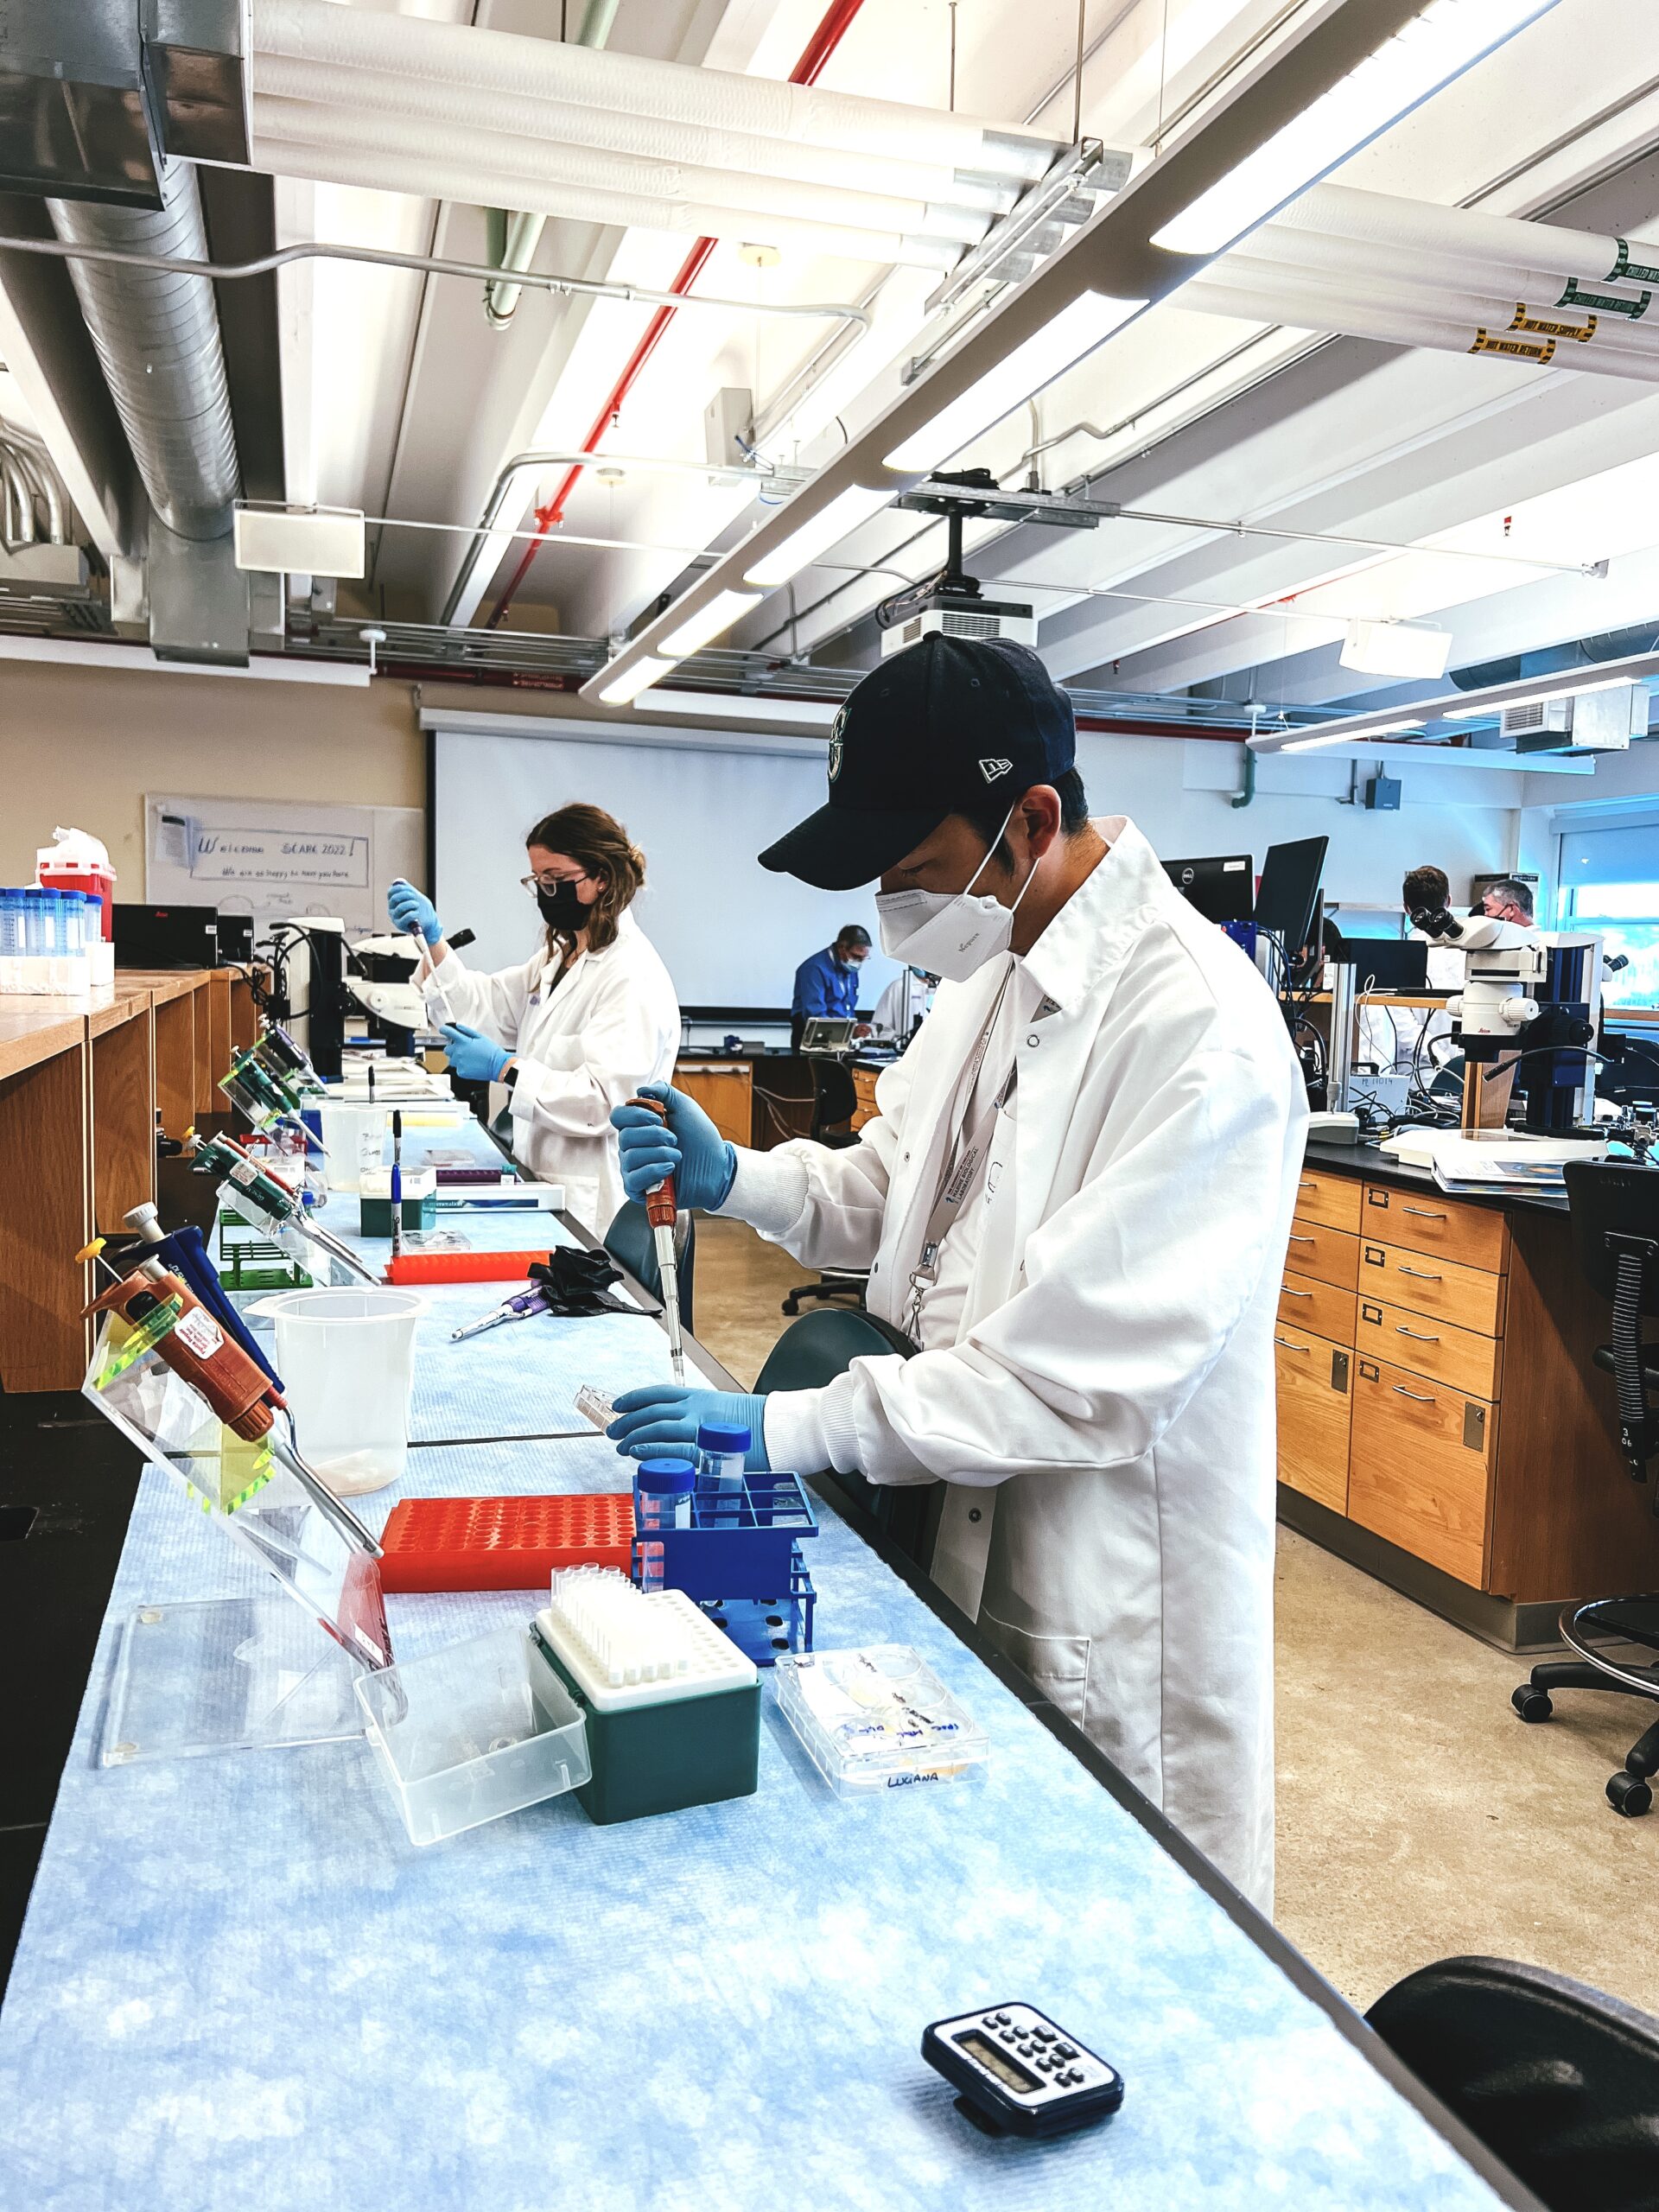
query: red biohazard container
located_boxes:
[37,827,116,940]
[378,1492,637,1592]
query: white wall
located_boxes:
[1517,742,1659,917]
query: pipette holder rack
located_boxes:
[640,1474,819,1667]
[218,1207,315,1291]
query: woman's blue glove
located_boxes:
[607,1387,769,1470]
[388,878,442,944]
[609,1082,737,1212]
[442,1022,510,1084]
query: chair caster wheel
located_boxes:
[1607,1770,1653,1817]
[1512,1686,1552,1722]
[781,1295,801,1316]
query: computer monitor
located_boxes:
[800,1016,855,1054]
[1163,853,1255,923]
[1255,836,1329,944]
[1331,937,1431,992]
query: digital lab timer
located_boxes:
[922,2002,1125,2138]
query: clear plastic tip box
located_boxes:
[772,1646,988,1798]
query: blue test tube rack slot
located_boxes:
[635,1474,818,1666]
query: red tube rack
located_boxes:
[378,1492,637,1592]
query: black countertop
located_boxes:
[1303,1134,1571,1216]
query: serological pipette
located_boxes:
[626,1094,686,1385]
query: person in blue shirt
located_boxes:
[791,924,871,1049]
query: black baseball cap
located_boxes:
[758,633,1077,891]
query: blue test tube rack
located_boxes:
[636,1473,819,1668]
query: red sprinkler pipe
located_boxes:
[483,0,869,629]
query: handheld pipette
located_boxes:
[190,1131,378,1285]
[449,1281,552,1342]
[390,1109,404,1261]
[626,1093,686,1385]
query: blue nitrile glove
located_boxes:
[609,1081,737,1212]
[608,1387,769,1470]
[388,878,442,944]
[442,1021,510,1084]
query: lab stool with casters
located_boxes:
[1367,1955,1659,2212]
[1511,1160,1659,1815]
[603,1199,695,1333]
[756,1307,940,1572]
[781,1057,869,1317]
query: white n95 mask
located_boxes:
[874,806,1036,982]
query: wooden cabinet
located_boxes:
[673,1060,753,1147]
[1274,1325,1351,1512]
[1357,1240,1505,1337]
[1283,1221,1358,1289]
[1277,1270,1356,1344]
[1361,1180,1509,1271]
[1356,1297,1501,1402]
[1349,1355,1493,1586]
[1292,1171,1362,1232]
[850,1065,880,1133]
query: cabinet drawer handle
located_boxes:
[1287,1234,1315,1246]
[1393,1384,1436,1402]
[1402,1206,1446,1219]
[1274,1337,1308,1351]
[1299,1179,1319,1191]
[1397,1265,1442,1281]
[1396,1325,1440,1342]
[1281,1287,1313,1300]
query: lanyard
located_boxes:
[905,962,1020,1343]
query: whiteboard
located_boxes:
[431,728,902,1011]
[145,794,423,940]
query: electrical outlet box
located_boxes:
[1364,773,1402,811]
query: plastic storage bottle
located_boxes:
[633,1458,696,1592]
[696,1422,751,1527]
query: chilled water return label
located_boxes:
[1610,241,1659,285]
[1556,276,1651,319]
[175,1306,224,1358]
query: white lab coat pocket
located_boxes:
[980,1611,1091,1731]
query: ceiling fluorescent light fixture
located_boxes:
[1150,0,1559,257]
[598,654,678,706]
[1281,721,1427,751]
[1444,673,1637,718]
[1340,617,1452,680]
[658,588,765,658]
[743,484,894,588]
[882,292,1148,474]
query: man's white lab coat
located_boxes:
[723,820,1306,1907]
[874,969,934,1037]
[427,908,680,1232]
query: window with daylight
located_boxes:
[1556,817,1659,1011]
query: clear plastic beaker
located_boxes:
[251,1287,428,1493]
[317,1102,390,1193]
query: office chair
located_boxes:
[756,1307,938,1570]
[1511,1160,1659,1815]
[779,1056,869,1317]
[1367,1955,1659,2212]
[602,1200,696,1335]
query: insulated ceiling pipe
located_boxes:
[254,136,960,273]
[47,162,238,541]
[251,94,991,250]
[1275,181,1659,293]
[486,0,615,332]
[250,0,1059,180]
[251,53,1020,226]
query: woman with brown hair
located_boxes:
[387,802,679,1231]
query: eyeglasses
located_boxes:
[520,870,591,896]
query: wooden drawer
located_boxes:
[851,1065,880,1133]
[1283,1220,1358,1290]
[1350,1355,1493,1586]
[1294,1168,1362,1232]
[1277,1270,1356,1345]
[1357,1240,1505,1337]
[673,1063,753,1148]
[1274,1325,1352,1513]
[1356,1297,1501,1400]
[1361,1182,1508,1271]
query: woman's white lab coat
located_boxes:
[426,907,680,1233]
[724,820,1306,1909]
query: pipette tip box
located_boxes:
[772,1646,988,1799]
[378,1493,637,1592]
[532,1571,760,1825]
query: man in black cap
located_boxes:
[608,636,1306,1909]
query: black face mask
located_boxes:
[537,880,587,932]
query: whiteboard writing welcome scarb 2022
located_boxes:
[431,725,901,1012]
[145,795,423,938]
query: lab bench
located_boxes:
[1275,1138,1656,1649]
[0,968,262,1394]
[0,1119,1541,2210]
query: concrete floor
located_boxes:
[692,1217,1659,2020]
